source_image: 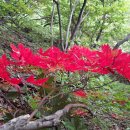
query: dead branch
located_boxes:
[0,103,93,130]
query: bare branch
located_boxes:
[32,16,51,20]
[70,0,87,42]
[64,0,79,51]
[96,14,106,42]
[27,90,54,122]
[0,103,93,130]
[113,34,130,49]
[81,11,89,23]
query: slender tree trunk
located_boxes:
[96,14,106,42]
[50,1,55,46]
[64,0,79,51]
[53,0,64,50]
[70,0,87,42]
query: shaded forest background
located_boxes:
[1,0,130,51]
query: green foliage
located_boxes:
[1,0,129,48]
[62,118,87,130]
[0,0,34,16]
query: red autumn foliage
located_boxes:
[0,43,130,91]
[73,89,87,98]
[0,54,21,88]
[26,75,48,86]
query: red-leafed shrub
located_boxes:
[0,43,130,90]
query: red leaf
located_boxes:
[26,76,48,86]
[73,89,87,98]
